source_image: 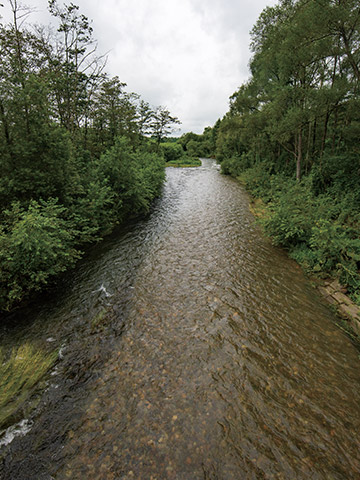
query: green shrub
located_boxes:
[133,150,165,194]
[68,179,117,242]
[240,163,276,200]
[160,142,184,163]
[98,137,165,217]
[260,179,315,247]
[289,243,319,272]
[0,136,166,311]
[221,157,242,176]
[221,153,253,178]
[311,154,360,198]
[0,200,80,310]
[259,178,360,301]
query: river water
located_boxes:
[0,159,359,479]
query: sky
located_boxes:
[1,0,277,135]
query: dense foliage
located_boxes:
[0,1,180,311]
[213,0,360,303]
[178,126,218,159]
[160,141,201,167]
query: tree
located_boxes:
[0,0,170,311]
[150,106,181,146]
[136,99,154,137]
[219,0,360,180]
[0,2,71,206]
[47,0,105,134]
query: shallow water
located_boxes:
[1,159,359,479]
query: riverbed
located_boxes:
[1,159,359,479]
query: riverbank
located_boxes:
[0,141,166,314]
[165,158,201,168]
[317,278,360,339]
[248,195,360,345]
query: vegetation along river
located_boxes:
[1,159,360,479]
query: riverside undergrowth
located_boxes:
[0,138,165,312]
[223,158,360,306]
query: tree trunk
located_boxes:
[0,101,11,148]
[305,120,312,174]
[332,107,339,153]
[296,129,302,181]
[0,100,16,168]
[321,110,330,157]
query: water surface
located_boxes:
[1,159,359,479]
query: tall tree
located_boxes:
[150,106,181,146]
[220,0,360,180]
[47,0,105,134]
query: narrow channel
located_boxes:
[1,159,359,479]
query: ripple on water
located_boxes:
[1,159,360,479]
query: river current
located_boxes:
[0,159,359,479]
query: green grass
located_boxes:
[0,343,57,430]
[166,157,201,168]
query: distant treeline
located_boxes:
[192,0,360,305]
[0,0,182,311]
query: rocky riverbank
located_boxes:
[317,279,360,339]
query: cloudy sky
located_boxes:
[2,0,277,134]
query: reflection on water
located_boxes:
[1,159,359,479]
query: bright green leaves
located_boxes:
[97,137,165,217]
[0,199,81,309]
[0,3,170,311]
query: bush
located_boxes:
[0,200,81,310]
[241,163,290,202]
[255,171,360,302]
[0,136,166,312]
[311,154,360,199]
[98,137,165,217]
[161,142,184,163]
[68,178,117,243]
[221,153,253,178]
[221,156,242,176]
[133,150,166,199]
[0,125,72,207]
[261,184,314,247]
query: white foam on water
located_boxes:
[58,344,66,360]
[50,365,60,376]
[0,419,33,447]
[93,284,113,298]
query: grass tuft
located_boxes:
[0,343,57,430]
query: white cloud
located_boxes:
[1,0,278,134]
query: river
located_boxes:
[0,159,359,479]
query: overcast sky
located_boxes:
[1,0,277,135]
